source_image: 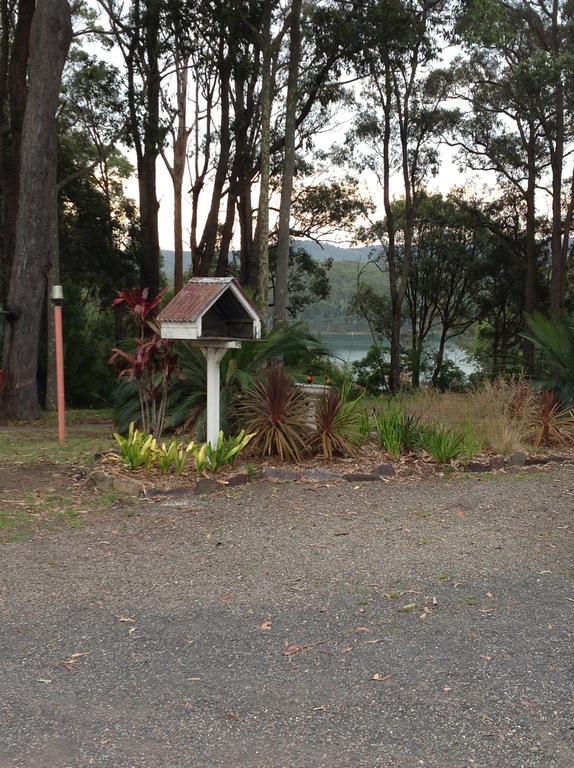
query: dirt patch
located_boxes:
[0,462,77,493]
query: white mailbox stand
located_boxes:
[201,341,239,447]
[158,278,261,446]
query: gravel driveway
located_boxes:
[1,467,573,767]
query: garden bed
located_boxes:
[90,442,574,499]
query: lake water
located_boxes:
[321,333,475,374]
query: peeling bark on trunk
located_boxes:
[0,0,72,420]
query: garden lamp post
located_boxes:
[51,284,66,442]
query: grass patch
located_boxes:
[0,416,114,466]
[0,507,33,542]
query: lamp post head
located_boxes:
[51,284,63,305]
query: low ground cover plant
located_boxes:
[114,422,157,470]
[418,424,467,465]
[374,404,421,459]
[114,422,253,475]
[192,431,254,474]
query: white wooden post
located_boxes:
[202,346,227,447]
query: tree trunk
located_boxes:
[253,1,273,314]
[138,153,160,296]
[217,188,236,275]
[549,3,564,318]
[431,326,447,388]
[389,296,402,393]
[523,125,537,365]
[273,0,302,326]
[197,52,230,276]
[0,0,72,420]
[172,56,189,294]
[380,64,400,393]
[0,0,35,306]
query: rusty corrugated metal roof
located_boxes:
[158,278,229,323]
[158,277,260,323]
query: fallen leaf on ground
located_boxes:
[370,673,392,682]
[115,614,135,623]
[355,626,371,633]
[62,651,89,670]
[37,678,52,684]
[281,640,326,656]
[401,603,417,613]
[257,620,272,632]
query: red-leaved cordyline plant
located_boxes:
[109,288,178,440]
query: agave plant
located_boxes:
[524,313,574,405]
[237,364,309,461]
[532,390,574,447]
[312,381,364,460]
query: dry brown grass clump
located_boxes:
[401,378,539,454]
[472,376,539,453]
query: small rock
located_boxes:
[465,462,492,473]
[342,473,381,483]
[146,487,191,499]
[301,468,340,482]
[263,468,301,482]
[112,475,145,498]
[226,473,250,487]
[524,456,549,466]
[87,469,114,492]
[507,451,527,467]
[371,463,396,478]
[194,479,221,495]
[490,455,506,470]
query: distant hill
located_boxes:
[161,250,192,282]
[161,241,382,283]
[293,240,382,263]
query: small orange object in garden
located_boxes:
[307,374,315,384]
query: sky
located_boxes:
[130,125,473,253]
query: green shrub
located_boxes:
[312,381,364,459]
[374,405,421,459]
[524,313,574,405]
[113,422,156,470]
